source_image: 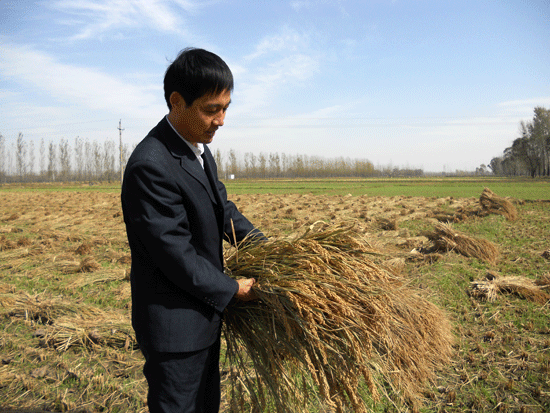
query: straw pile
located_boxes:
[1,291,137,351]
[471,272,550,304]
[428,222,499,264]
[38,321,137,351]
[223,222,454,413]
[479,188,518,221]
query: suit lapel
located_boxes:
[202,148,225,233]
[202,147,223,206]
[159,118,218,205]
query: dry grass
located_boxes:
[479,187,518,221]
[1,291,106,324]
[470,272,550,304]
[38,321,137,352]
[424,188,519,224]
[223,222,454,413]
[428,222,500,264]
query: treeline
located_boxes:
[0,133,425,184]
[489,107,550,177]
[213,150,424,179]
[0,134,131,184]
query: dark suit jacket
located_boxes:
[121,117,263,353]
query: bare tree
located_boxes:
[28,140,35,179]
[93,141,103,181]
[58,139,71,181]
[103,139,116,182]
[281,152,288,176]
[214,149,224,179]
[7,142,15,179]
[74,136,84,181]
[84,140,93,181]
[39,139,46,179]
[227,149,238,177]
[48,141,57,181]
[258,152,267,178]
[16,133,27,181]
[269,152,281,177]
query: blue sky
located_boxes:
[1,0,549,172]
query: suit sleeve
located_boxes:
[122,159,239,313]
[215,178,268,245]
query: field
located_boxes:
[0,178,549,412]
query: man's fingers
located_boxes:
[236,278,258,301]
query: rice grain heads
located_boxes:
[429,222,500,264]
[479,188,518,221]
[471,272,550,304]
[223,222,453,413]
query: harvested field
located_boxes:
[0,183,549,412]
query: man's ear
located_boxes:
[169,92,187,109]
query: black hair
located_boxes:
[164,48,234,109]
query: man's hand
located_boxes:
[234,278,258,301]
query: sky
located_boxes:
[1,0,549,173]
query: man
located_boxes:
[121,48,265,413]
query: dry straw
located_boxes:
[38,321,137,352]
[1,291,104,324]
[223,222,454,413]
[1,291,137,352]
[429,222,499,264]
[479,187,518,221]
[471,272,550,304]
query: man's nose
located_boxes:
[213,111,225,127]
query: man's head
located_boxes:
[165,48,233,146]
[164,48,233,110]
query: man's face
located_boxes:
[169,89,231,146]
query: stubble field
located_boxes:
[0,178,549,412]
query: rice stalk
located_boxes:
[68,269,127,289]
[0,291,137,351]
[223,222,454,412]
[40,321,137,352]
[429,222,499,264]
[40,256,101,274]
[479,188,518,221]
[535,272,550,288]
[471,273,550,304]
[0,247,31,261]
[1,291,105,324]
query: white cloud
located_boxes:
[497,97,550,118]
[290,1,311,12]
[498,97,550,107]
[230,26,322,118]
[232,53,319,117]
[0,43,165,120]
[47,0,200,40]
[289,0,348,17]
[245,26,313,61]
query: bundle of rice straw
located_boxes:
[429,222,499,264]
[479,188,518,221]
[223,222,454,413]
[471,272,550,304]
